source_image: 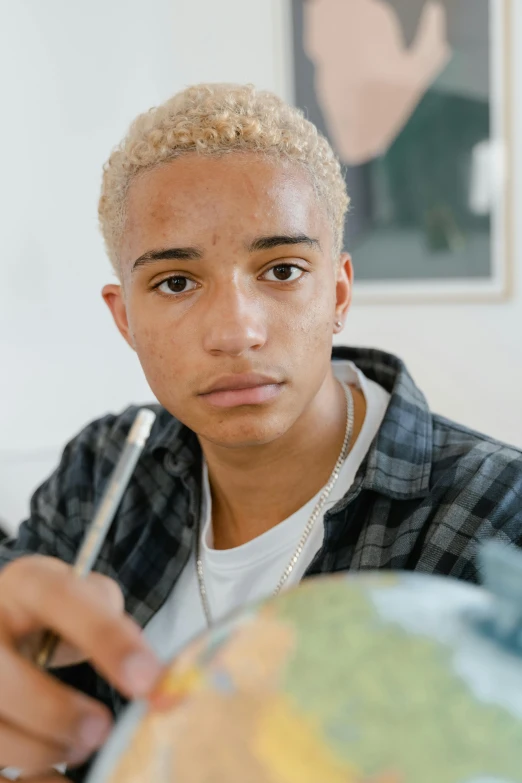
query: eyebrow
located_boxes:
[132,246,203,272]
[247,234,321,252]
[131,233,320,272]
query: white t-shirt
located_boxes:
[144,361,390,660]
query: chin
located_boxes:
[194,407,292,449]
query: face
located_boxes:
[103,153,352,449]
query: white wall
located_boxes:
[0,0,520,533]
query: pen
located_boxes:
[34,407,157,669]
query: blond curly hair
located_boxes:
[99,83,349,272]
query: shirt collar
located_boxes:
[332,346,432,499]
[146,347,433,497]
[147,412,201,475]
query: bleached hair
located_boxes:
[98,83,349,272]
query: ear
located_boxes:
[334,253,353,333]
[102,284,135,350]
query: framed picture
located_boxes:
[290,0,513,302]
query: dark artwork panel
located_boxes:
[292,0,492,282]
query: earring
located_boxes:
[335,320,343,329]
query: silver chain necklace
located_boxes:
[196,381,355,627]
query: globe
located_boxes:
[88,542,522,783]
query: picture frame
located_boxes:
[289,0,513,303]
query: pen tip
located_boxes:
[129,408,157,446]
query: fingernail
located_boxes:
[78,714,112,749]
[122,651,162,695]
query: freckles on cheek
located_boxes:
[286,296,332,341]
[133,328,169,377]
[134,324,189,390]
[280,299,333,368]
[133,323,159,354]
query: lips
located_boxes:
[198,373,284,409]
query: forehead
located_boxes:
[121,153,329,264]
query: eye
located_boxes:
[156,276,198,295]
[262,264,305,283]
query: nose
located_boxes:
[201,279,267,357]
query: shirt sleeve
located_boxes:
[421,440,522,583]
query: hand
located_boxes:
[9,773,69,782]
[0,556,163,776]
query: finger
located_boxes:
[0,715,94,773]
[18,778,68,783]
[0,560,124,640]
[51,571,125,668]
[0,642,112,755]
[18,775,70,782]
[82,572,125,614]
[43,639,83,670]
[19,573,126,669]
[18,635,87,671]
[0,557,162,698]
[20,779,69,783]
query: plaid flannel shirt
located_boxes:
[1,346,522,781]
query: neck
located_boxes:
[199,371,366,550]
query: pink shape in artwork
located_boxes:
[304,0,452,164]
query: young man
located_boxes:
[0,83,521,781]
